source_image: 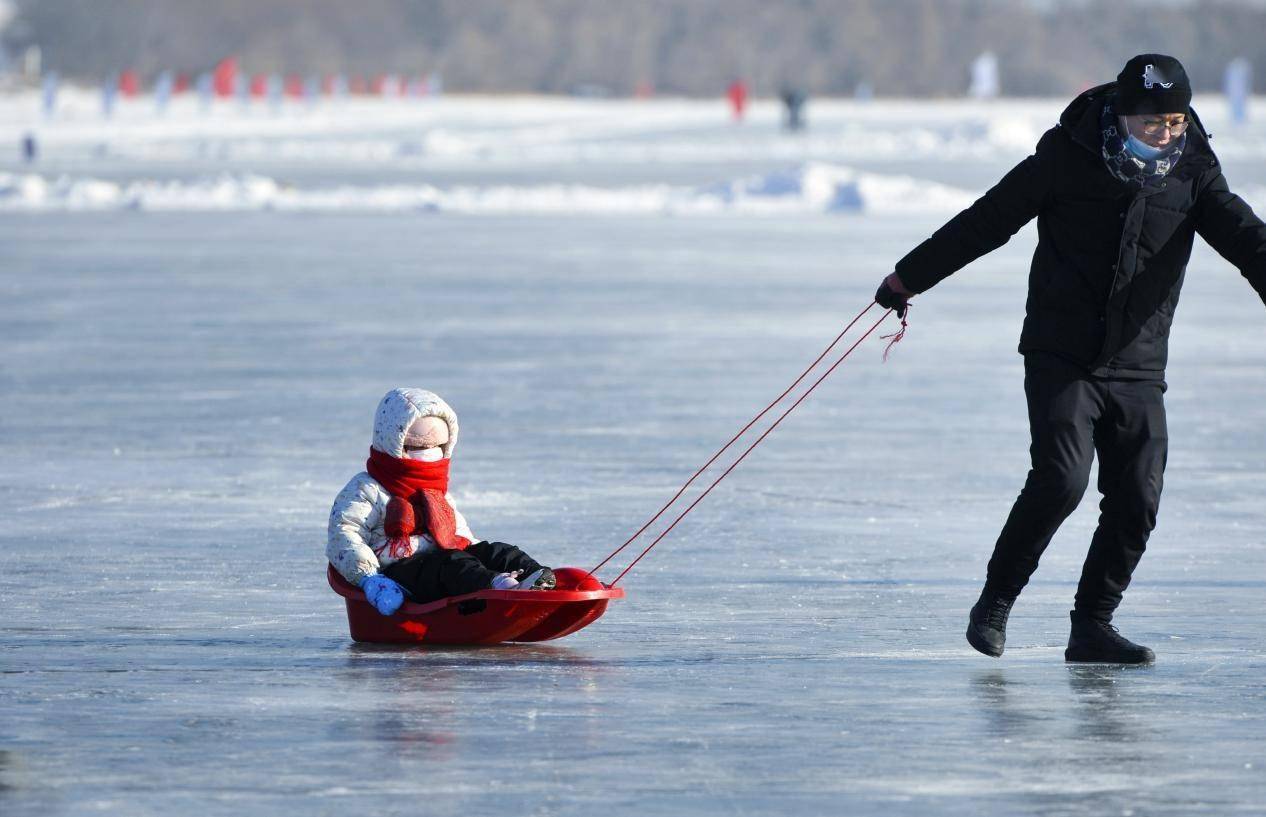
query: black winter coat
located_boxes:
[896,83,1266,378]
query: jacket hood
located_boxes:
[371,388,459,459]
[1059,81,1212,167]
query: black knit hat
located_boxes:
[1117,54,1191,115]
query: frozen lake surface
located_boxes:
[2,96,1266,815]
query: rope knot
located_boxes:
[880,308,909,361]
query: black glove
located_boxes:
[874,274,910,318]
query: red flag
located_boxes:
[213,57,238,97]
[118,70,140,97]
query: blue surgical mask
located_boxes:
[1125,134,1168,160]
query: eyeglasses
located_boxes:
[1139,118,1189,136]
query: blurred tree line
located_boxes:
[4,0,1264,96]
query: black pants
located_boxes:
[985,354,1167,621]
[382,541,544,604]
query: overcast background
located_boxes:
[3,0,1266,97]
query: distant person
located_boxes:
[303,75,320,105]
[266,73,283,113]
[118,70,139,98]
[969,51,1001,100]
[1224,58,1251,125]
[21,132,37,163]
[154,70,173,115]
[727,79,748,122]
[101,76,117,119]
[328,388,557,617]
[875,54,1266,664]
[780,86,808,131]
[40,71,58,118]
[195,71,213,112]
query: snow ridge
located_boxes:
[0,163,978,216]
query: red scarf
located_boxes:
[366,448,471,558]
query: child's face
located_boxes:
[402,416,449,461]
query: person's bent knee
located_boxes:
[1028,466,1090,510]
[436,548,481,565]
[1102,499,1160,536]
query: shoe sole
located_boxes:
[520,568,556,591]
[966,624,1003,658]
[1064,648,1155,665]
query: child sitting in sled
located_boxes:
[328,387,555,616]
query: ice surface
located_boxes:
[2,95,1266,816]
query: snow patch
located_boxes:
[0,163,976,216]
[698,162,976,214]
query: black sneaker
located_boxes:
[966,589,1016,657]
[1065,612,1155,664]
[518,567,556,590]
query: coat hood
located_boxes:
[371,388,459,459]
[1059,81,1212,170]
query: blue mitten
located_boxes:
[361,574,406,616]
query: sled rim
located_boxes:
[327,564,624,613]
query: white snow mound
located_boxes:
[0,164,977,215]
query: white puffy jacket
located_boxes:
[327,389,477,586]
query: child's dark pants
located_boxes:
[382,541,544,604]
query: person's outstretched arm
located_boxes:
[891,127,1059,297]
[1194,169,1266,304]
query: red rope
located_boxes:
[589,301,878,577]
[881,307,909,361]
[607,308,898,586]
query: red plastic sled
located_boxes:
[328,565,624,645]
